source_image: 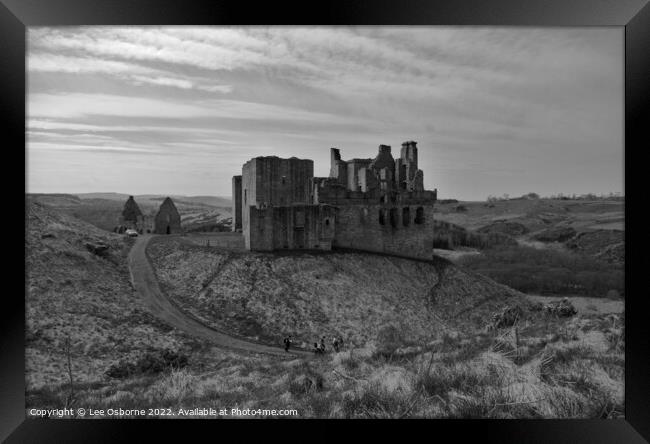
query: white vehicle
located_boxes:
[125,229,139,237]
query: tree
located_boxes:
[64,336,76,408]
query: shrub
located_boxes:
[491,306,525,329]
[106,349,188,379]
[433,221,516,250]
[287,362,324,396]
[339,351,361,371]
[342,382,420,418]
[532,227,577,243]
[374,325,405,359]
[458,245,624,297]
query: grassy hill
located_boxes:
[26,198,193,388]
[76,193,232,208]
[435,197,623,233]
[25,201,624,418]
[433,198,624,297]
[147,237,527,348]
[29,193,232,233]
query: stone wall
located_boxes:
[241,158,257,242]
[346,159,372,191]
[247,204,336,251]
[332,203,436,260]
[153,197,182,235]
[232,175,242,231]
[329,148,348,187]
[238,144,436,259]
[241,156,314,247]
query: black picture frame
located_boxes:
[3,0,648,441]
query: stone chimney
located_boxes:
[401,140,418,166]
[378,144,391,155]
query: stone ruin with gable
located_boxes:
[231,141,437,260]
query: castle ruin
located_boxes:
[153,197,182,235]
[232,141,437,260]
[117,195,148,234]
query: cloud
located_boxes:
[130,75,193,89]
[27,119,242,136]
[26,27,623,199]
[28,92,369,126]
[199,84,234,93]
[28,53,155,75]
[28,141,162,154]
[28,52,233,93]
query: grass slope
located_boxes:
[26,201,624,418]
[147,237,525,348]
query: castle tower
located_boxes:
[369,144,396,192]
[329,148,348,187]
[396,141,424,191]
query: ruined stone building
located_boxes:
[153,197,182,234]
[117,195,148,233]
[231,141,437,260]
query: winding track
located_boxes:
[127,234,310,357]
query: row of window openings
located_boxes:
[378,207,425,227]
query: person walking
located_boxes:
[283,336,292,352]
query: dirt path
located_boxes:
[128,234,310,358]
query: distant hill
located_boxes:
[28,193,81,207]
[75,193,232,208]
[29,193,232,233]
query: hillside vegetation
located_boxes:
[458,245,624,298]
[26,201,624,418]
[147,237,525,349]
[27,200,179,386]
[434,197,624,298]
[29,193,232,233]
[25,199,240,408]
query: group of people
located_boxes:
[313,336,345,354]
[282,335,344,354]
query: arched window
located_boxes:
[379,209,385,225]
[389,208,398,228]
[402,207,410,226]
[415,207,425,224]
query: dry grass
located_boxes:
[27,312,624,419]
[26,199,624,419]
[148,237,523,348]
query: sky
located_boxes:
[26,26,623,200]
